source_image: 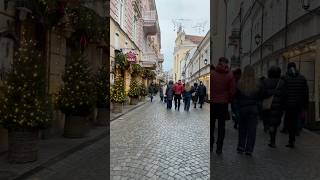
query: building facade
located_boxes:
[221,0,320,123]
[173,27,203,82]
[185,31,210,98]
[110,0,163,89]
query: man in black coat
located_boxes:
[283,62,309,148]
[197,81,207,108]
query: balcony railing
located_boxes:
[141,51,157,68]
[142,10,158,35]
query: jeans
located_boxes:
[238,107,258,153]
[174,94,181,110]
[167,99,173,109]
[211,103,229,151]
[184,97,191,111]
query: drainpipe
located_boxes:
[224,0,228,57]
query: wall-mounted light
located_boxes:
[255,34,261,46]
[204,59,208,65]
[301,0,310,10]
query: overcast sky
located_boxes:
[155,0,210,71]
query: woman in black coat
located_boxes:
[262,66,286,148]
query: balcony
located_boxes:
[143,11,158,35]
[132,0,142,18]
[141,52,157,69]
[158,54,164,63]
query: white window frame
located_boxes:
[118,0,125,28]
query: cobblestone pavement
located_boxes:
[211,120,320,180]
[26,136,109,180]
[111,99,210,180]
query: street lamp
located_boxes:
[301,0,310,10]
[255,34,262,46]
[204,59,208,65]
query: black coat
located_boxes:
[197,85,207,96]
[262,78,286,126]
[165,84,174,100]
[283,72,309,110]
[235,82,264,113]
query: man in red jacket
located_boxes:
[210,57,236,154]
[173,80,184,111]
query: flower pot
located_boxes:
[96,108,109,126]
[8,129,39,163]
[130,97,139,105]
[63,115,90,138]
[112,103,122,113]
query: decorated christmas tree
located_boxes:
[56,54,96,116]
[95,66,109,108]
[0,39,51,130]
[110,76,126,103]
[127,78,140,98]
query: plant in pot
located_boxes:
[94,66,109,126]
[127,79,140,105]
[56,54,96,138]
[139,83,148,101]
[110,77,126,113]
[0,39,51,163]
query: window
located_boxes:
[118,0,125,28]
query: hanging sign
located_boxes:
[127,51,137,62]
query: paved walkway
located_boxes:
[211,120,320,180]
[111,99,210,180]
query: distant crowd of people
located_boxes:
[148,79,208,112]
[210,57,309,156]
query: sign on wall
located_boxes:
[126,51,137,62]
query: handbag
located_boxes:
[262,80,280,110]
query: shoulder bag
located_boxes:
[262,80,280,110]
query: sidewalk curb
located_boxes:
[111,101,148,122]
[13,130,107,180]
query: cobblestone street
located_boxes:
[211,120,320,180]
[111,99,210,180]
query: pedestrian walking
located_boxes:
[192,83,199,108]
[235,65,264,156]
[282,62,309,148]
[165,80,174,109]
[231,68,242,129]
[261,66,286,148]
[173,80,184,111]
[148,82,155,102]
[197,81,207,108]
[183,82,193,111]
[159,84,164,102]
[210,57,236,154]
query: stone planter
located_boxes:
[8,129,39,163]
[63,115,90,138]
[112,103,122,113]
[130,97,139,105]
[140,96,145,101]
[96,108,109,126]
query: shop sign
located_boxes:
[126,51,137,62]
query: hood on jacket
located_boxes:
[215,63,230,74]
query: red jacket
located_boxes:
[173,83,184,95]
[210,63,236,104]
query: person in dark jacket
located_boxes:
[148,82,155,102]
[165,80,174,109]
[259,76,269,133]
[235,65,264,156]
[262,66,286,148]
[183,83,194,111]
[283,62,309,148]
[159,85,164,102]
[192,83,199,108]
[231,68,242,129]
[210,57,236,154]
[197,81,207,108]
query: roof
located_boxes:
[185,35,204,44]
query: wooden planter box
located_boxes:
[8,129,39,163]
[96,108,109,126]
[130,97,139,105]
[63,115,90,138]
[112,103,122,113]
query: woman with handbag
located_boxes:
[262,66,286,148]
[235,65,264,156]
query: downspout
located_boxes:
[224,0,228,57]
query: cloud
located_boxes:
[156,0,210,71]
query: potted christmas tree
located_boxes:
[139,83,148,101]
[128,79,140,105]
[56,54,95,138]
[0,39,51,163]
[94,66,109,126]
[110,77,126,113]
